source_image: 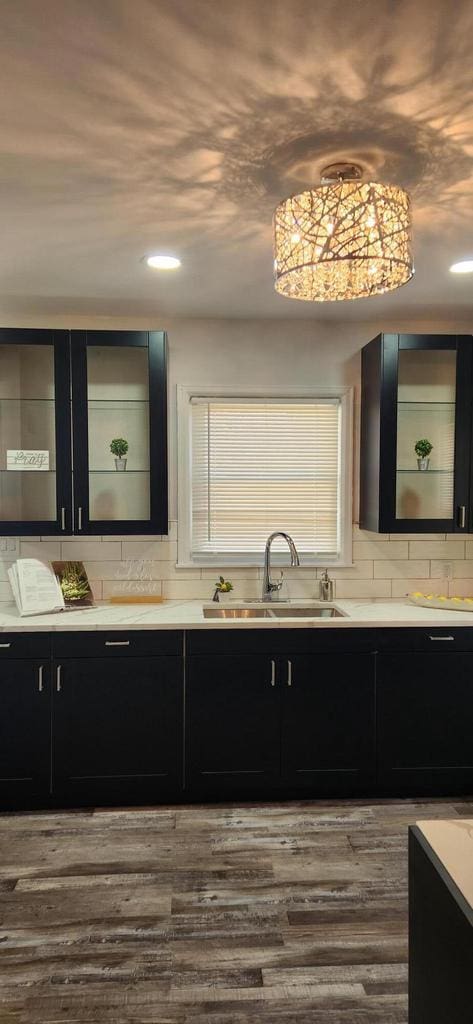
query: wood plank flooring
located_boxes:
[0,797,471,1022]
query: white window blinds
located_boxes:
[190,398,342,559]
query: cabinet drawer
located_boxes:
[0,634,51,659]
[52,630,183,659]
[376,628,473,652]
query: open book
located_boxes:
[8,559,94,617]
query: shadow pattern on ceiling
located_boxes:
[0,0,472,318]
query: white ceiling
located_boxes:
[1,0,473,321]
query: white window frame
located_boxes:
[177,384,354,567]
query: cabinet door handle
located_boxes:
[77,507,83,531]
[287,660,292,687]
[270,659,276,687]
[457,505,466,529]
[0,643,11,648]
[38,665,44,692]
[56,665,62,691]
[105,640,130,647]
[428,635,454,641]
[61,506,66,531]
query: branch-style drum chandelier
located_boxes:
[273,163,413,302]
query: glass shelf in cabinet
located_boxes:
[396,469,454,474]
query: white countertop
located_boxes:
[2,598,473,630]
[417,820,473,911]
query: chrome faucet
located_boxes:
[262,532,300,601]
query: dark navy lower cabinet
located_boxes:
[52,654,183,806]
[409,826,473,1024]
[377,651,473,794]
[186,654,281,796]
[186,644,376,797]
[3,626,473,809]
[0,636,51,806]
[281,653,376,793]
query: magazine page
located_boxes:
[14,559,65,616]
[52,562,94,609]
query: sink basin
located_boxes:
[203,607,273,619]
[270,605,345,618]
[202,604,346,619]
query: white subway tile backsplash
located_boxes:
[353,540,409,560]
[335,579,392,599]
[61,541,122,561]
[373,560,430,579]
[20,540,61,560]
[448,580,473,598]
[319,561,373,580]
[2,519,473,605]
[121,540,177,561]
[391,579,431,598]
[409,540,465,559]
[390,533,446,541]
[353,526,390,541]
[431,560,473,579]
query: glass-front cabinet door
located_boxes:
[0,329,72,534]
[71,331,167,535]
[360,334,473,533]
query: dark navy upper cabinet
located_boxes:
[360,333,473,533]
[71,330,168,535]
[0,328,168,535]
[0,328,72,535]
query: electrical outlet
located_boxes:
[0,537,19,557]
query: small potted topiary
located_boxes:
[212,576,234,603]
[110,437,129,471]
[415,438,433,471]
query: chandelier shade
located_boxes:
[273,178,413,302]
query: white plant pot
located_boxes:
[115,458,127,471]
[417,457,430,471]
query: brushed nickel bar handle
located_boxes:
[428,635,454,641]
[287,660,292,687]
[56,664,62,692]
[0,643,11,648]
[270,660,276,687]
[457,505,466,529]
[105,640,130,647]
[61,506,66,531]
[38,665,44,692]
[77,507,83,531]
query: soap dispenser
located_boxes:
[319,569,334,602]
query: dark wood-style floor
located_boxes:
[1,798,471,1022]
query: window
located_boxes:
[178,387,353,566]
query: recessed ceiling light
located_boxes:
[145,254,181,270]
[449,259,473,274]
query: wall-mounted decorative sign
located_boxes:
[7,450,50,471]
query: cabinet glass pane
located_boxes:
[396,349,456,520]
[0,345,57,521]
[87,346,150,521]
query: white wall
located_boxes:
[1,314,473,602]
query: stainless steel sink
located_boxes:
[270,605,345,618]
[202,604,346,619]
[203,606,273,619]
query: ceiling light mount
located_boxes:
[273,161,413,302]
[320,162,363,184]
